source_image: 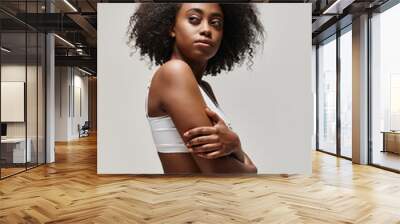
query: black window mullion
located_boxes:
[36,0,39,168]
[367,11,373,165]
[44,27,47,164]
[336,30,341,157]
[316,45,320,150]
[0,26,2,179]
[24,0,28,171]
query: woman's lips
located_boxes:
[194,40,213,47]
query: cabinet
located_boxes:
[382,131,400,154]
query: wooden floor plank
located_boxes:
[0,134,400,223]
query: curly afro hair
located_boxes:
[127,3,264,76]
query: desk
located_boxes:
[382,131,400,154]
[1,138,31,163]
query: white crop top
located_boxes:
[146,85,231,153]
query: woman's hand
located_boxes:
[183,107,241,159]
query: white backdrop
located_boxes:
[98,3,313,174]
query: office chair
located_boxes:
[79,121,90,138]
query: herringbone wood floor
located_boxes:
[1,134,400,223]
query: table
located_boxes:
[1,138,31,163]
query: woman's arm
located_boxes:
[154,60,256,174]
[184,108,257,172]
[232,143,257,170]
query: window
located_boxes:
[318,36,337,154]
[339,28,352,158]
[370,3,400,171]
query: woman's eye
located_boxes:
[188,16,200,24]
[211,19,223,28]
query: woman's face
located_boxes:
[171,3,224,63]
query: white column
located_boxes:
[55,67,74,141]
[312,45,317,150]
[352,14,369,164]
[46,33,55,163]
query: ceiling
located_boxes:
[0,0,393,75]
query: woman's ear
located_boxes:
[170,27,176,38]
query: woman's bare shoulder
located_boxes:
[152,60,197,88]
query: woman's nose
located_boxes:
[199,23,212,38]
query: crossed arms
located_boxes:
[153,60,257,174]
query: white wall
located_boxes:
[55,67,69,141]
[55,67,89,141]
[72,72,89,138]
[98,3,313,174]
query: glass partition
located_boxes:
[27,31,38,169]
[38,32,45,165]
[0,1,46,179]
[0,31,28,177]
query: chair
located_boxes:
[79,121,90,138]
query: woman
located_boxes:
[128,3,264,174]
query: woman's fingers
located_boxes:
[186,135,219,147]
[184,126,217,139]
[191,143,222,153]
[201,150,231,159]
